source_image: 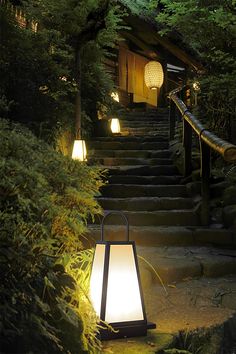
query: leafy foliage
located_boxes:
[0,1,126,143]
[0,119,104,353]
[0,5,76,142]
[152,0,236,141]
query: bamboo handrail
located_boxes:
[169,87,236,162]
[168,86,236,226]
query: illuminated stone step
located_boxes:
[94,157,172,166]
[101,184,187,198]
[108,175,181,185]
[104,165,178,175]
[89,149,171,158]
[89,141,169,150]
[87,225,233,248]
[97,197,194,211]
[93,209,199,226]
[137,245,236,284]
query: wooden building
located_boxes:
[106,7,203,108]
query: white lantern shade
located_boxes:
[90,243,144,324]
[110,118,120,134]
[90,244,106,317]
[72,139,87,161]
[144,61,164,90]
[105,244,144,323]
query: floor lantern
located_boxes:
[90,211,156,340]
[144,61,164,90]
[71,139,87,161]
[110,118,121,134]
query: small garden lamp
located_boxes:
[72,138,87,161]
[90,211,156,340]
[110,118,121,134]
[144,61,164,90]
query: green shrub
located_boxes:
[0,119,104,353]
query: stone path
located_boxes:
[88,109,236,353]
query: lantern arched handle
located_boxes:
[101,210,129,241]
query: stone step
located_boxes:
[89,141,169,150]
[108,175,181,185]
[97,197,194,211]
[121,128,169,136]
[89,136,168,142]
[87,225,234,247]
[89,149,171,158]
[93,209,199,226]
[138,246,236,284]
[105,165,178,175]
[143,277,236,342]
[121,124,169,130]
[101,184,187,197]
[94,157,173,166]
[121,120,169,126]
[120,114,169,121]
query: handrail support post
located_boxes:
[169,100,176,141]
[200,140,211,225]
[183,119,192,177]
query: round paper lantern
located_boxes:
[144,61,164,90]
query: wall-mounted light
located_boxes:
[90,211,156,340]
[72,139,87,161]
[110,118,120,134]
[111,92,120,102]
[144,61,164,90]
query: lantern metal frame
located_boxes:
[91,211,156,340]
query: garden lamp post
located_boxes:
[72,50,87,161]
[90,211,156,340]
[110,118,121,134]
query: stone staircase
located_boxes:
[88,108,236,339]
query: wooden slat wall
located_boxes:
[119,47,128,91]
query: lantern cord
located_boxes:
[138,255,168,296]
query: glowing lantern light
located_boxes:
[110,118,120,134]
[72,139,87,161]
[90,211,156,340]
[144,61,164,90]
[111,92,120,102]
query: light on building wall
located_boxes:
[72,139,87,161]
[90,211,156,340]
[111,92,120,102]
[110,118,120,134]
[144,61,164,90]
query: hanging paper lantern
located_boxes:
[144,61,164,90]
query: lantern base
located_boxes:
[100,321,156,340]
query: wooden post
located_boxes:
[75,50,82,139]
[200,140,211,225]
[183,119,192,177]
[169,100,176,141]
